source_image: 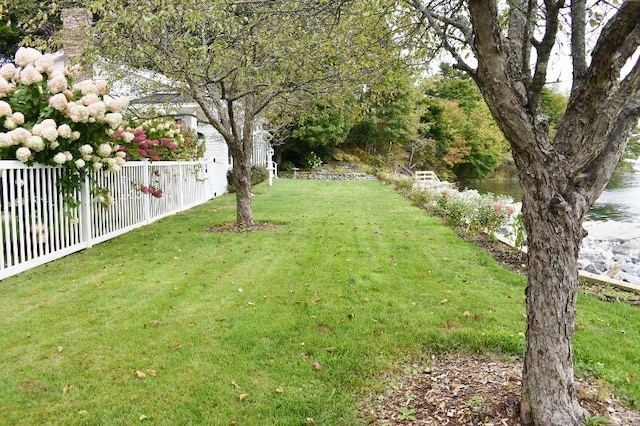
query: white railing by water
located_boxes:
[414,170,440,183]
[0,159,227,280]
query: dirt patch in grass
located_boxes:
[461,232,528,275]
[365,353,640,425]
[206,222,282,233]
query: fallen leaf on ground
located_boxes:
[57,346,64,354]
[239,393,248,401]
[136,370,146,379]
[275,386,285,393]
[63,384,74,394]
[146,369,157,377]
[312,361,322,370]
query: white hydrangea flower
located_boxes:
[31,137,46,152]
[19,65,44,86]
[41,119,57,128]
[0,76,15,96]
[75,158,86,169]
[121,131,134,143]
[97,143,112,157]
[103,112,123,129]
[49,93,68,111]
[106,97,129,113]
[49,140,59,149]
[47,74,68,94]
[0,132,12,148]
[27,135,44,151]
[73,80,99,95]
[14,47,41,67]
[41,126,58,142]
[87,101,106,118]
[109,164,122,173]
[16,146,32,162]
[4,117,16,130]
[34,54,54,75]
[53,152,67,165]
[8,127,31,144]
[79,144,93,155]
[64,151,73,161]
[11,112,24,125]
[80,93,100,106]
[71,131,81,140]
[115,156,126,166]
[68,103,89,123]
[116,151,127,159]
[57,124,72,139]
[93,161,104,170]
[0,100,12,117]
[0,63,18,80]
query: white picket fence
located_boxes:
[0,159,228,280]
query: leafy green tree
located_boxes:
[272,93,359,167]
[421,72,508,180]
[403,0,640,423]
[0,0,61,58]
[540,87,568,132]
[85,0,396,227]
[345,72,421,159]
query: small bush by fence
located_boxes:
[0,159,227,280]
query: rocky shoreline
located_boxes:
[579,221,640,286]
[498,205,640,286]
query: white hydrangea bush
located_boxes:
[0,47,128,174]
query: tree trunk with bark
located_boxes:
[515,152,590,424]
[226,115,256,227]
[229,140,254,227]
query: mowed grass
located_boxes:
[0,179,638,425]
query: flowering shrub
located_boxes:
[115,117,204,161]
[378,171,518,238]
[0,47,129,206]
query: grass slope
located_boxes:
[0,179,638,425]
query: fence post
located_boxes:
[143,160,151,223]
[80,171,93,247]
[178,164,184,210]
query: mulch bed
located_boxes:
[365,353,640,425]
[205,222,281,233]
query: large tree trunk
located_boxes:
[516,154,589,425]
[227,131,255,228]
[232,147,254,227]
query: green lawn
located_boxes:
[0,179,638,425]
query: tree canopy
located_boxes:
[83,0,401,226]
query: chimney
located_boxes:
[61,7,93,80]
